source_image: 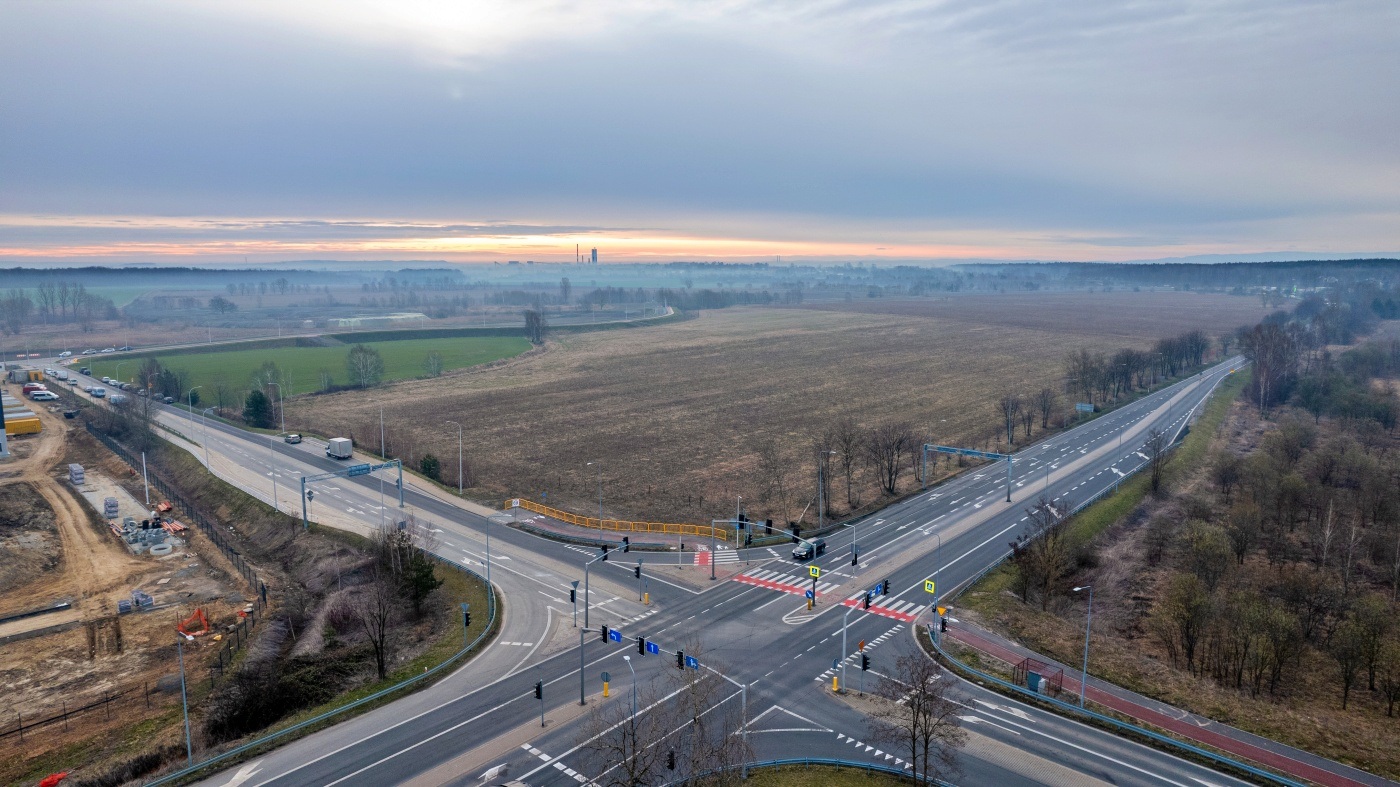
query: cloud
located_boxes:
[1,0,1397,260]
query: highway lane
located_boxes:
[52,357,1270,785]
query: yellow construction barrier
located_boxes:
[503,498,728,541]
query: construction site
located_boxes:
[0,380,257,785]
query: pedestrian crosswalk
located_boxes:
[733,567,838,596]
[692,546,740,566]
[839,596,925,623]
[816,624,905,684]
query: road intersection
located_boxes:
[53,356,1351,785]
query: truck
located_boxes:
[326,437,353,460]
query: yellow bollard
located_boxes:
[603,681,610,698]
[644,592,650,606]
[807,598,813,610]
[832,676,839,692]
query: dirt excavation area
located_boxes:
[0,399,251,784]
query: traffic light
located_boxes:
[569,588,576,604]
[864,592,872,609]
[882,578,890,596]
[852,553,859,567]
[860,653,870,671]
[601,544,610,561]
[791,525,801,544]
[534,681,543,699]
[676,650,685,669]
[637,636,646,655]
[940,617,948,632]
[765,518,773,535]
[600,625,610,642]
[745,532,752,547]
[634,565,642,579]
[464,609,471,627]
[667,750,676,770]
[622,536,630,553]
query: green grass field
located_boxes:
[86,336,531,395]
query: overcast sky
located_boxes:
[2,0,1398,263]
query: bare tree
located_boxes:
[867,652,966,785]
[866,422,916,496]
[755,440,794,526]
[524,309,548,343]
[1145,427,1169,494]
[423,351,444,377]
[1020,405,1035,439]
[1035,386,1058,429]
[834,418,864,508]
[813,429,836,515]
[1009,496,1073,609]
[997,392,1022,445]
[346,343,385,388]
[350,567,399,679]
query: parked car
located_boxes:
[82,385,94,393]
[284,433,303,444]
[163,396,175,404]
[109,393,128,404]
[81,349,95,355]
[100,348,115,354]
[136,388,148,397]
[118,346,132,351]
[58,351,72,358]
[792,538,827,560]
[30,390,59,401]
[92,387,107,398]
[67,378,79,385]
[79,367,90,375]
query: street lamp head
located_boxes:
[1073,585,1091,592]
[622,655,630,662]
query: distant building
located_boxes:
[591,248,598,265]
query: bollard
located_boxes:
[832,676,839,692]
[603,681,610,698]
[643,592,650,606]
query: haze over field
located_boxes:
[2,1,1398,264]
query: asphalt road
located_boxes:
[51,356,1308,786]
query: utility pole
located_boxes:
[446,420,463,493]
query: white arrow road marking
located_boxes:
[221,761,263,786]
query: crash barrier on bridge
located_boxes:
[929,635,1308,787]
[143,557,498,787]
[660,757,954,787]
[503,497,728,541]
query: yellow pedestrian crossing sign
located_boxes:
[924,579,936,595]
[808,565,821,578]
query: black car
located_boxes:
[792,538,826,560]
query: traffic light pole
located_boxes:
[582,550,609,629]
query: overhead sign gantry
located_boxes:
[922,444,1013,502]
[299,459,403,530]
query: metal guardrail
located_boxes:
[929,634,1307,786]
[504,497,728,540]
[660,756,954,787]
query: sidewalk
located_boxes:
[945,623,1395,787]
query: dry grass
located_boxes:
[291,293,1264,525]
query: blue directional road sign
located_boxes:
[347,463,372,477]
[645,641,660,655]
[685,655,700,670]
[805,589,815,600]
[608,629,623,643]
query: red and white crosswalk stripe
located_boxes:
[692,547,739,566]
[731,568,838,596]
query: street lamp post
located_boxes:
[267,382,285,434]
[187,385,202,414]
[623,655,637,720]
[446,420,463,493]
[582,551,608,629]
[1073,585,1094,708]
[201,407,215,471]
[114,361,129,389]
